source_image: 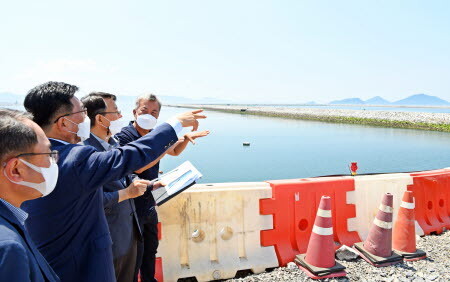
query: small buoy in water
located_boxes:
[243,142,250,146]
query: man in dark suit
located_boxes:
[115,93,209,282]
[81,92,155,282]
[0,109,60,281]
[21,81,206,282]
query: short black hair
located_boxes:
[24,81,79,128]
[0,109,38,163]
[81,92,117,127]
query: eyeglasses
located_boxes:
[99,110,121,115]
[54,109,87,123]
[16,150,59,163]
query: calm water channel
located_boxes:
[3,104,450,183]
[153,107,450,183]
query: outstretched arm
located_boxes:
[167,130,210,156]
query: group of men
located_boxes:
[0,81,209,282]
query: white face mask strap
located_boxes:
[99,114,111,128]
[63,117,80,136]
[2,165,45,193]
[19,159,42,173]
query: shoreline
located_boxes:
[167,104,450,132]
[203,103,450,109]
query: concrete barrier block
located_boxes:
[156,182,278,281]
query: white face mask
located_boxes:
[102,117,125,135]
[136,114,157,130]
[65,117,91,141]
[4,158,59,197]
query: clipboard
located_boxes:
[151,161,202,206]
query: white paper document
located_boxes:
[151,161,202,206]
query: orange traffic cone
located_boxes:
[393,191,426,261]
[354,193,403,267]
[295,196,346,279]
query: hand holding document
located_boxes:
[152,161,202,206]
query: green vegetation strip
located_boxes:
[171,105,450,132]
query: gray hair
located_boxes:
[134,93,162,110]
[0,109,38,163]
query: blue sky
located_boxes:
[0,0,449,103]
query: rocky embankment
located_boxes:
[227,231,450,282]
[168,105,450,132]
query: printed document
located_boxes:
[151,161,202,205]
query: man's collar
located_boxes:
[0,198,28,226]
[91,133,118,151]
[48,138,70,145]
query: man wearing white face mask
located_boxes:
[21,82,206,282]
[0,109,60,281]
[81,92,157,282]
[116,93,209,282]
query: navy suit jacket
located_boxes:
[0,201,59,282]
[21,123,178,282]
[115,122,160,219]
[82,134,142,259]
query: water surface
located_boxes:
[155,107,450,183]
[4,104,450,183]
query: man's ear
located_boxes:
[4,158,24,182]
[95,114,103,126]
[132,109,137,117]
[56,117,67,131]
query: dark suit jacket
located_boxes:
[115,122,160,218]
[82,134,142,259]
[21,123,177,282]
[0,201,59,282]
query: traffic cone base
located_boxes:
[392,191,426,262]
[394,248,427,261]
[295,254,346,280]
[353,242,403,267]
[295,196,347,279]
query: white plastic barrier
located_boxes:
[348,173,424,240]
[156,182,278,282]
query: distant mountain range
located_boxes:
[2,92,448,107]
[0,92,231,105]
[330,94,450,106]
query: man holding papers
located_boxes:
[81,92,159,282]
[22,82,206,282]
[115,93,209,282]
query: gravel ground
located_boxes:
[169,105,450,125]
[226,231,450,282]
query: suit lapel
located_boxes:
[0,203,55,280]
[84,134,104,152]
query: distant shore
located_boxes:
[167,104,450,132]
[198,103,450,109]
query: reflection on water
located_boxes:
[3,104,450,183]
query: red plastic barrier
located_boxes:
[156,222,163,281]
[260,177,361,266]
[408,170,450,235]
[140,223,164,281]
[155,258,164,282]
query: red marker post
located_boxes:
[349,162,358,176]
